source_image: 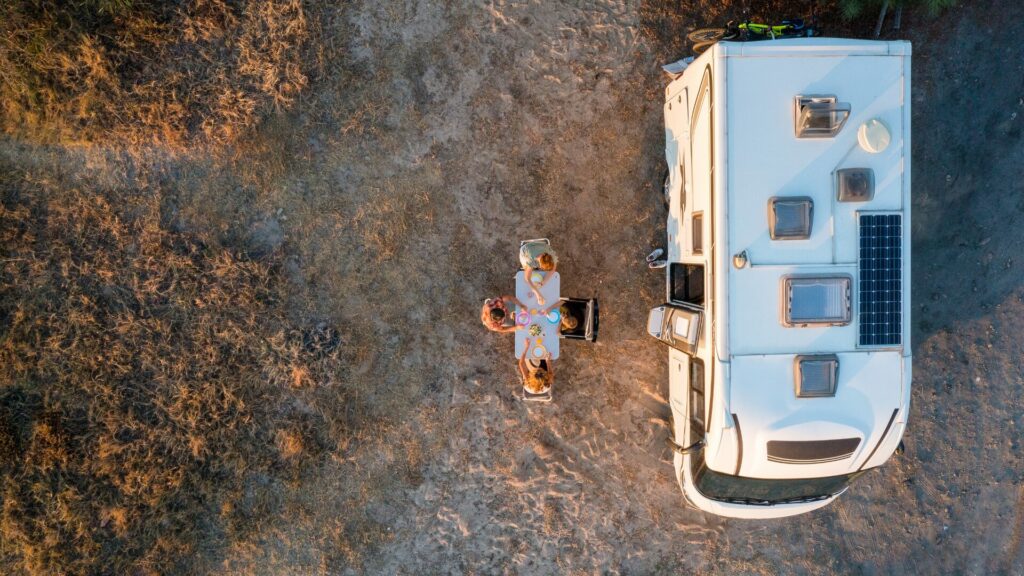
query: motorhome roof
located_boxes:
[698,39,911,480]
[719,38,911,358]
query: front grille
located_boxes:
[767,438,861,464]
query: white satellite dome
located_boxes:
[858,118,891,153]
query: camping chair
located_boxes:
[520,238,551,249]
[519,238,551,270]
[523,386,553,403]
[558,297,599,343]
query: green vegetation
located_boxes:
[838,0,958,19]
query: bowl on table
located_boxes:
[516,311,531,326]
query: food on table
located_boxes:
[528,324,542,337]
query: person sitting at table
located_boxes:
[559,304,579,333]
[480,296,526,333]
[520,241,558,305]
[519,348,554,399]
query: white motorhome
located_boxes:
[648,38,912,519]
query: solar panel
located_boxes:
[858,214,902,346]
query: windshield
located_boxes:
[693,460,863,505]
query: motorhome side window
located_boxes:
[689,358,705,441]
[670,263,704,307]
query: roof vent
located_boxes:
[794,95,850,138]
[768,197,813,240]
[782,275,852,327]
[794,354,839,398]
[837,168,875,202]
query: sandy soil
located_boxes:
[2,0,1023,574]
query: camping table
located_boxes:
[514,271,560,360]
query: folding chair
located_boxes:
[519,238,551,270]
[523,387,553,402]
[558,297,599,343]
[520,238,551,249]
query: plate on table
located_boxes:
[530,271,544,284]
[532,344,547,358]
[545,309,561,324]
[516,311,531,326]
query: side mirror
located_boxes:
[666,436,705,455]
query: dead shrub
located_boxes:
[0,170,349,573]
[0,0,310,147]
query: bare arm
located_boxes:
[518,349,529,379]
[544,353,554,378]
[503,295,527,311]
[539,267,556,287]
[524,267,545,305]
[540,298,566,316]
[524,266,538,291]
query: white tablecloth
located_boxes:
[514,271,560,360]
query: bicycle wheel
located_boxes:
[687,28,726,43]
[692,41,715,55]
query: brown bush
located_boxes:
[0,0,309,147]
[0,169,348,573]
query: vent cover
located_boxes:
[782,275,852,327]
[794,95,851,138]
[837,168,875,202]
[767,438,861,464]
[859,214,902,346]
[769,197,813,240]
[794,355,839,398]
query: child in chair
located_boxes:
[519,348,554,401]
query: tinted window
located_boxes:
[693,460,863,504]
[689,358,705,441]
[671,263,704,307]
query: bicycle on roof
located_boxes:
[687,16,820,55]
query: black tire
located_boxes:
[692,41,715,56]
[687,27,726,43]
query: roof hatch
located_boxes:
[794,95,851,138]
[782,275,852,327]
[768,197,813,240]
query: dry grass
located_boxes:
[0,0,309,147]
[0,164,351,574]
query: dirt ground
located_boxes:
[2,0,1024,574]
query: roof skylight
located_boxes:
[782,275,852,327]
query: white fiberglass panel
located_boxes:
[725,351,903,479]
[731,264,856,355]
[725,51,906,268]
